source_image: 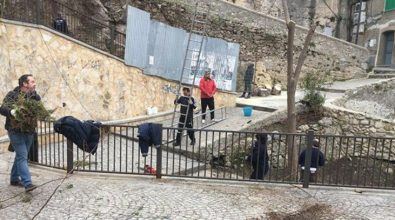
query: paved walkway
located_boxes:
[237,78,390,111]
[1,152,395,219]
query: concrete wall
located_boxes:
[0,20,236,136]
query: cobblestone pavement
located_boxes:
[1,152,395,220]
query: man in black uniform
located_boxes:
[174,87,196,146]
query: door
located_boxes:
[383,31,394,65]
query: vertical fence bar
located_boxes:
[66,138,73,173]
[236,132,241,180]
[223,132,228,179]
[303,130,314,188]
[242,133,247,179]
[390,140,395,188]
[156,124,163,179]
[343,137,350,185]
[125,127,128,173]
[110,23,115,54]
[372,138,379,187]
[217,132,221,179]
[165,128,169,175]
[356,138,364,187]
[197,130,202,177]
[119,127,122,173]
[29,131,39,162]
[275,134,281,180]
[378,139,385,187]
[384,139,392,188]
[364,138,371,187]
[204,130,208,178]
[35,0,40,24]
[132,127,135,173]
[297,135,302,183]
[335,136,343,185]
[230,132,234,180]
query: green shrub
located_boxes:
[299,71,331,110]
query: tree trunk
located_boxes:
[286,21,298,179]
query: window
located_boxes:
[385,0,395,12]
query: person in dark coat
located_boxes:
[174,87,196,146]
[298,139,325,182]
[240,63,254,99]
[53,13,68,34]
[246,133,270,180]
[0,74,41,192]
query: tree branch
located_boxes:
[293,24,317,86]
[281,0,291,25]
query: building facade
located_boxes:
[233,0,395,70]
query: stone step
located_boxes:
[368,74,395,79]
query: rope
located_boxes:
[37,28,95,119]
[31,141,98,219]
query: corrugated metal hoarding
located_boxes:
[125,6,240,91]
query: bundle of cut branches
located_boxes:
[8,93,55,132]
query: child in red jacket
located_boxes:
[199,71,217,123]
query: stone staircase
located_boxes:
[369,67,395,79]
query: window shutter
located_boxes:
[385,0,395,12]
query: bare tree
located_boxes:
[281,0,317,179]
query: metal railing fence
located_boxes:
[1,0,126,59]
[34,121,395,189]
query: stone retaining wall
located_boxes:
[127,0,369,89]
[0,21,236,136]
[294,104,395,138]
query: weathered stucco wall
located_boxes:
[0,21,236,136]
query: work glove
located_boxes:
[10,109,17,117]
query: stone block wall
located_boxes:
[295,104,395,164]
[320,104,395,138]
[0,21,236,136]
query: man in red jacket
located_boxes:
[199,71,217,124]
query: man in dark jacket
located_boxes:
[246,133,270,180]
[174,87,196,146]
[0,74,40,192]
[53,14,68,34]
[240,63,254,99]
[298,139,325,182]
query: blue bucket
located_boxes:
[243,106,253,117]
